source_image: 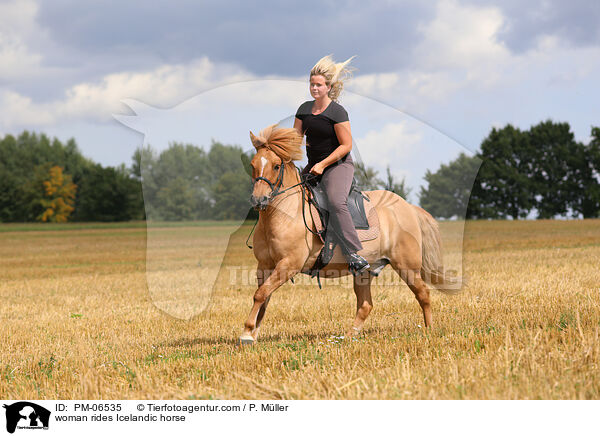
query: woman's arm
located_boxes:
[293,117,303,136]
[310,121,352,174]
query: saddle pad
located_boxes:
[309,196,380,243]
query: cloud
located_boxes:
[0,57,260,128]
[491,0,600,53]
[0,0,38,38]
[353,122,423,188]
[1,51,460,131]
[349,70,465,114]
[0,35,42,81]
[0,0,43,81]
[351,0,600,116]
[0,90,55,127]
[62,57,253,115]
[2,0,599,169]
[356,122,422,161]
[36,0,434,76]
[415,0,509,73]
[348,0,511,108]
[31,0,600,85]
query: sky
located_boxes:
[1,0,599,199]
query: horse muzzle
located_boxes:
[250,195,270,210]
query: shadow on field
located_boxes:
[157,327,404,348]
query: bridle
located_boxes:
[251,156,286,198]
[251,156,317,201]
[246,158,324,248]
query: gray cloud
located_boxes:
[465,0,600,52]
[7,0,599,113]
[36,0,434,76]
[23,0,599,105]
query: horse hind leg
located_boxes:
[408,276,432,327]
[393,265,432,327]
[346,272,373,338]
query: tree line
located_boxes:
[419,120,600,219]
[0,131,257,222]
[133,142,253,220]
[1,120,598,222]
[0,131,143,222]
[0,131,411,223]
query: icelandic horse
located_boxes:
[240,125,462,344]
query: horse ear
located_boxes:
[249,131,262,149]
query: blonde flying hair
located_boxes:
[310,54,356,101]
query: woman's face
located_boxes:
[310,74,330,100]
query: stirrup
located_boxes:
[347,254,370,276]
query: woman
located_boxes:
[294,55,370,276]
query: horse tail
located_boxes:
[413,205,464,294]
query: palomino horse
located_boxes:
[240,125,462,344]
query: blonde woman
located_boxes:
[294,55,369,275]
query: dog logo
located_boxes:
[3,402,50,433]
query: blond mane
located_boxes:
[249,124,304,163]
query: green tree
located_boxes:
[470,125,534,219]
[133,141,251,221]
[0,132,93,222]
[528,121,583,218]
[73,164,144,222]
[134,143,211,220]
[212,171,253,220]
[419,153,481,219]
[378,165,411,199]
[354,161,381,190]
[465,120,599,219]
[577,126,600,218]
[155,177,198,220]
[0,162,23,221]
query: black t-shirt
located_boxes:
[295,100,353,167]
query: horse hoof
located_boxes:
[239,334,255,346]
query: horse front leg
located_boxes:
[250,263,274,341]
[240,259,299,345]
[251,295,272,341]
[346,272,373,338]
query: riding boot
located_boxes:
[346,252,370,276]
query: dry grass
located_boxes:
[1,219,599,399]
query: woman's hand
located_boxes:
[310,162,326,176]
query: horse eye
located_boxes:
[274,165,280,170]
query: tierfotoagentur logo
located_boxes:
[2,402,51,433]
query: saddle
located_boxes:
[307,175,370,230]
[302,173,381,287]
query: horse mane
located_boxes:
[250,124,304,163]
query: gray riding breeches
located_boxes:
[302,161,363,255]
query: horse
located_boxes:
[240,124,463,344]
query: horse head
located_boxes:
[247,126,304,211]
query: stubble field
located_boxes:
[1,219,599,399]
